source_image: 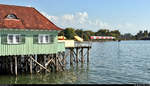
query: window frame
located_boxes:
[7,34,21,44]
[38,34,50,44]
[6,14,18,19]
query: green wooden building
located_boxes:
[0,4,65,56]
[0,4,66,75]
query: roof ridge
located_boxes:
[0,4,34,9]
[32,8,63,30]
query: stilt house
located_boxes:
[0,4,65,56]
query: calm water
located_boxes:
[1,40,150,84]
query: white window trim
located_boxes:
[7,34,21,44]
[38,34,50,44]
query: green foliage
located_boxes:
[58,27,150,41]
[110,30,120,38]
[95,29,111,36]
[63,28,77,39]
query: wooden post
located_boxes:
[44,55,47,73]
[30,56,32,74]
[87,48,90,63]
[81,48,84,63]
[14,56,17,76]
[70,48,73,65]
[76,48,79,63]
[62,52,66,65]
[10,57,13,74]
[25,56,28,73]
[55,54,58,72]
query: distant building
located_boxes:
[90,36,116,40]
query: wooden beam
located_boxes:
[30,56,50,73]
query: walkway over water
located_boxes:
[66,42,92,48]
[65,41,92,64]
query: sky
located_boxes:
[0,0,150,35]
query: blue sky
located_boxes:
[1,0,150,35]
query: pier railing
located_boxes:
[75,41,92,48]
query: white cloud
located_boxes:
[41,11,113,32]
[41,11,150,35]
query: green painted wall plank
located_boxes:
[0,29,65,56]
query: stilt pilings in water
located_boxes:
[66,45,91,66]
[0,52,66,75]
[0,43,91,75]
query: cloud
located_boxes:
[41,11,150,35]
[41,11,113,32]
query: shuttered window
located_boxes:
[50,35,54,43]
[33,34,54,44]
[38,34,50,44]
[1,34,25,44]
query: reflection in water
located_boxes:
[15,77,17,84]
[0,62,90,84]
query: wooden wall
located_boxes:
[0,29,65,56]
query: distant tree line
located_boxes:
[120,30,150,40]
[58,28,121,41]
[58,28,150,41]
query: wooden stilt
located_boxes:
[2,56,5,73]
[81,48,84,63]
[44,55,47,73]
[70,48,73,65]
[24,56,28,73]
[55,54,58,72]
[35,55,38,72]
[30,56,32,74]
[87,48,90,63]
[14,56,17,76]
[76,48,79,63]
[10,57,13,74]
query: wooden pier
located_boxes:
[65,42,92,65]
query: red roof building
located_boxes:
[0,4,62,30]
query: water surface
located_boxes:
[0,40,150,84]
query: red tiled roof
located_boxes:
[0,4,63,30]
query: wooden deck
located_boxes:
[65,42,92,64]
[66,42,92,49]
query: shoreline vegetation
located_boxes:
[58,27,150,41]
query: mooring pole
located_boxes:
[87,48,90,63]
[14,56,17,76]
[81,48,84,63]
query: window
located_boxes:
[7,34,21,44]
[6,14,18,19]
[38,34,50,44]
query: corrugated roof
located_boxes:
[0,4,63,30]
